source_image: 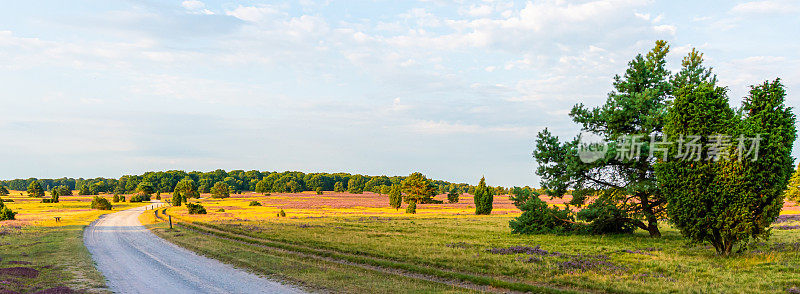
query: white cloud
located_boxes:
[731,0,799,15]
[653,24,677,35]
[181,0,214,15]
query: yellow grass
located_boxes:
[2,191,149,227]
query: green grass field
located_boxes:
[0,192,147,293]
[167,212,800,293]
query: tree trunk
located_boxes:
[646,215,661,237]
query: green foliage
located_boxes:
[576,198,636,234]
[405,201,416,214]
[137,181,155,195]
[380,185,391,195]
[279,209,286,217]
[347,175,365,194]
[334,182,345,193]
[186,202,207,214]
[255,179,271,193]
[129,192,151,203]
[785,163,800,202]
[656,75,797,255]
[248,201,262,206]
[389,185,402,210]
[446,186,460,203]
[90,196,112,210]
[509,186,537,207]
[52,185,72,197]
[78,185,93,196]
[0,186,7,196]
[315,187,323,195]
[171,191,183,206]
[174,178,199,199]
[532,41,676,236]
[473,177,494,215]
[211,182,230,198]
[401,172,437,206]
[27,181,45,198]
[112,194,120,203]
[0,199,16,220]
[509,197,574,234]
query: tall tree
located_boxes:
[211,182,230,198]
[533,41,674,236]
[389,185,402,210]
[657,78,796,255]
[0,186,8,196]
[27,181,45,198]
[473,177,494,215]
[174,178,199,199]
[333,181,345,193]
[401,173,436,214]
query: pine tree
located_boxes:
[172,191,183,206]
[27,181,45,198]
[401,173,436,214]
[473,177,494,215]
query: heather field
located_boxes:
[157,192,800,293]
[0,191,148,293]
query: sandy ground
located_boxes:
[84,202,303,294]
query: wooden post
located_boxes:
[169,215,173,229]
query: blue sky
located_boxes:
[1,0,798,186]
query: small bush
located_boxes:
[216,208,225,212]
[112,194,120,203]
[248,201,262,206]
[186,203,207,214]
[0,200,17,220]
[279,209,286,217]
[447,187,460,203]
[130,193,151,203]
[316,188,323,195]
[509,197,574,234]
[90,197,113,210]
[576,198,636,234]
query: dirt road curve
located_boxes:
[84,203,304,294]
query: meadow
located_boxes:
[159,191,800,293]
[0,191,148,293]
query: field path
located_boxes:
[84,202,303,294]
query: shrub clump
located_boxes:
[248,201,262,206]
[509,196,575,234]
[129,192,151,203]
[186,203,207,214]
[447,186,460,203]
[576,198,636,234]
[277,209,286,217]
[0,199,17,220]
[90,196,112,210]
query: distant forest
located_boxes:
[0,170,516,195]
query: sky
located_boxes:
[1,0,798,187]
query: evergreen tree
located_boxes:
[473,177,494,215]
[656,76,796,255]
[27,181,45,198]
[0,186,8,196]
[0,199,16,220]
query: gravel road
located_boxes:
[84,203,304,294]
